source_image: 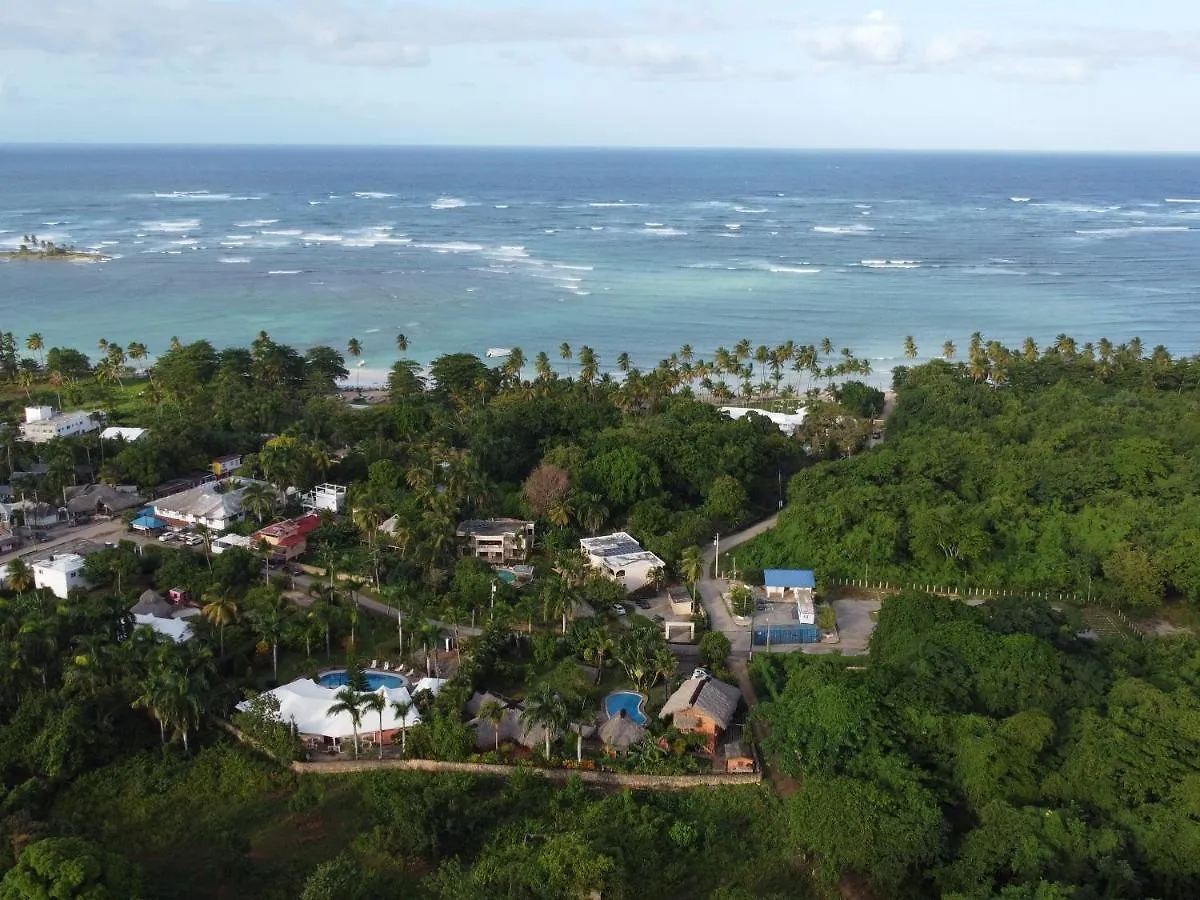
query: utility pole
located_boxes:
[714,533,720,579]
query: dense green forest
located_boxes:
[753,590,1200,898]
[740,346,1200,609]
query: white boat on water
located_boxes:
[486,347,512,358]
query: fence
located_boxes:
[825,577,1143,638]
[751,624,820,647]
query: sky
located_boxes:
[1,0,1199,150]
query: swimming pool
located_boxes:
[604,691,648,726]
[496,569,517,584]
[318,669,407,691]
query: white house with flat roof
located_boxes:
[33,553,90,599]
[579,532,665,593]
[301,483,346,514]
[20,407,102,444]
[719,407,807,437]
[100,426,148,442]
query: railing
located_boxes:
[825,577,1143,638]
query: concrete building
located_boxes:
[32,552,90,599]
[252,514,321,561]
[212,533,252,555]
[19,406,101,443]
[719,406,807,437]
[100,427,148,442]
[301,483,346,514]
[763,569,816,604]
[211,454,244,477]
[456,518,534,564]
[579,532,665,593]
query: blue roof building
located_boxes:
[763,569,816,589]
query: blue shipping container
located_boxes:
[752,625,820,646]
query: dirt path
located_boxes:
[729,657,798,798]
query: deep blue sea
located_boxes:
[1,146,1198,380]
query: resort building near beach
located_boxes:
[579,532,665,593]
[456,518,535,564]
[20,406,101,444]
[719,406,807,437]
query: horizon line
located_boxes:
[0,142,1197,156]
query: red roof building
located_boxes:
[252,514,321,561]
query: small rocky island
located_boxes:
[1,234,107,262]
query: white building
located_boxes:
[456,518,535,564]
[301,483,346,514]
[133,613,195,642]
[719,406,807,437]
[20,406,102,444]
[32,553,90,599]
[579,532,665,593]
[212,533,253,555]
[153,477,272,532]
[100,426,148,442]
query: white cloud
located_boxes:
[921,31,989,67]
[566,40,730,79]
[804,11,906,66]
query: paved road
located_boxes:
[697,513,779,657]
[0,517,141,568]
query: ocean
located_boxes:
[1,146,1198,379]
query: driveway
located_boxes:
[697,513,778,657]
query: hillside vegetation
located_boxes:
[740,345,1200,610]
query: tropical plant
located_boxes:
[479,699,506,752]
[327,686,366,759]
[521,684,568,758]
[200,592,238,656]
[391,697,413,755]
[362,691,388,759]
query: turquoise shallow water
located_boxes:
[2,147,1198,370]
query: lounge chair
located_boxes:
[371,659,379,669]
[382,661,391,671]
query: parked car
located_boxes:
[634,598,651,609]
[158,533,176,543]
[611,604,627,616]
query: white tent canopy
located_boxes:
[239,678,422,740]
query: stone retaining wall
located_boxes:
[290,757,762,789]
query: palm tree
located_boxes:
[160,671,206,754]
[201,593,238,656]
[240,481,279,524]
[617,352,632,374]
[578,346,598,385]
[542,577,575,635]
[127,341,148,368]
[327,686,366,758]
[133,670,181,746]
[819,337,833,358]
[504,347,526,384]
[534,351,553,382]
[653,646,676,702]
[395,333,409,353]
[25,333,44,368]
[391,697,413,755]
[347,338,363,389]
[942,340,956,361]
[646,565,667,594]
[521,684,568,759]
[903,336,918,360]
[480,699,506,751]
[248,596,291,679]
[559,342,573,377]
[362,692,389,759]
[680,546,704,600]
[4,558,34,596]
[580,627,614,686]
